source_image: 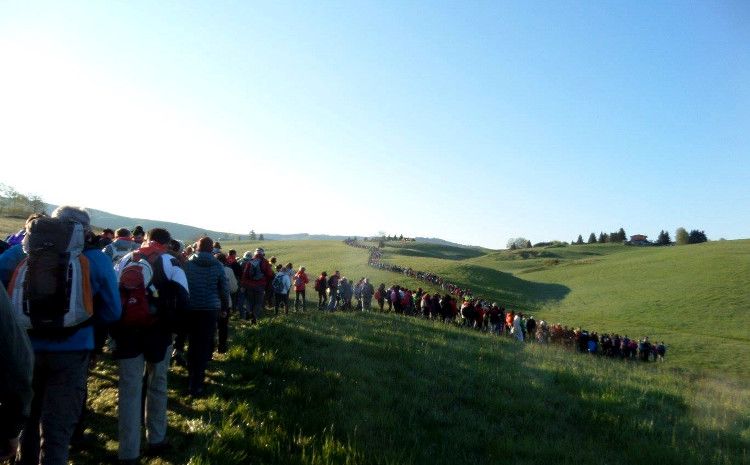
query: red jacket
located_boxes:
[293,271,309,291]
[241,254,275,287]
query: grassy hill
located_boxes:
[73,311,748,465]
[4,216,749,463]
[370,239,750,379]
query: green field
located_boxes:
[4,217,749,463]
[220,238,749,379]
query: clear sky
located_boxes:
[1,1,748,249]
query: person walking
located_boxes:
[184,237,229,396]
[15,206,121,465]
[293,266,309,312]
[112,227,188,465]
[241,248,274,324]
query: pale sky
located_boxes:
[1,1,748,249]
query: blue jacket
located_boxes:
[0,243,26,288]
[30,248,122,352]
[186,252,229,310]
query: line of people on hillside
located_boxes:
[344,239,667,362]
[0,208,322,465]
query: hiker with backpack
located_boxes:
[111,227,189,464]
[272,264,292,315]
[375,283,386,312]
[293,266,309,312]
[0,213,46,289]
[240,248,274,324]
[235,251,253,319]
[315,272,328,309]
[326,270,341,311]
[103,227,139,267]
[361,278,375,311]
[0,285,33,462]
[11,206,121,465]
[185,237,230,397]
[338,277,352,310]
[214,252,237,354]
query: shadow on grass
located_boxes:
[192,312,747,464]
[390,244,486,261]
[69,312,748,465]
[452,264,570,311]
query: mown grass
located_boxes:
[74,310,749,464]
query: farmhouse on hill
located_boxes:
[628,234,649,245]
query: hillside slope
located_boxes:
[358,240,750,379]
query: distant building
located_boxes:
[628,234,649,246]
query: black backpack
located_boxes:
[9,217,94,335]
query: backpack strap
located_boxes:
[7,257,29,298]
[79,254,94,316]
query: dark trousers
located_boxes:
[275,292,288,315]
[186,309,218,393]
[294,290,306,311]
[217,311,229,353]
[19,351,89,465]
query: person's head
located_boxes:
[243,251,253,259]
[133,225,146,243]
[198,236,213,253]
[170,239,185,253]
[228,249,237,257]
[321,271,327,277]
[145,228,171,245]
[286,262,292,270]
[269,255,276,264]
[363,278,368,283]
[101,228,115,239]
[115,227,131,238]
[298,266,305,272]
[213,241,221,250]
[276,264,283,272]
[215,253,227,264]
[25,212,47,228]
[334,270,340,277]
[255,247,265,257]
[51,206,91,233]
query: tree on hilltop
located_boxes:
[675,227,689,245]
[588,233,597,244]
[599,232,609,243]
[507,237,530,249]
[657,230,671,245]
[249,230,257,240]
[688,230,707,244]
[576,235,584,245]
[259,234,265,241]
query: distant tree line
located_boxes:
[0,183,45,218]
[508,226,709,251]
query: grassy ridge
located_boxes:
[74,311,749,464]
[372,240,750,379]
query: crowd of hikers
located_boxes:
[345,238,667,362]
[0,212,666,465]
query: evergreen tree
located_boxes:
[599,232,609,243]
[657,230,671,245]
[259,234,265,241]
[576,235,584,245]
[676,227,689,245]
[618,228,627,242]
[525,240,532,248]
[249,230,257,241]
[688,230,708,244]
[588,233,597,244]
